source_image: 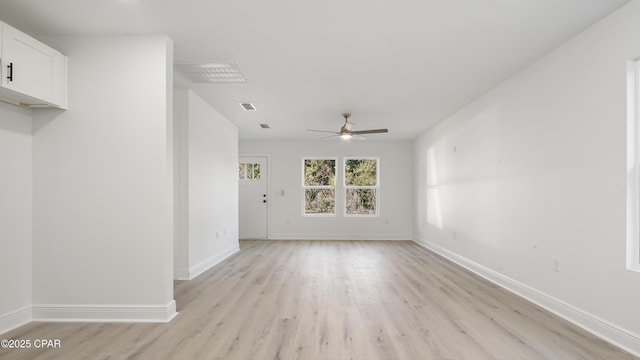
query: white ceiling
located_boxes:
[0,0,630,140]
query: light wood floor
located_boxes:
[1,240,637,360]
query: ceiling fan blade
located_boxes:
[307,129,340,134]
[320,134,340,140]
[351,128,388,135]
[309,113,386,140]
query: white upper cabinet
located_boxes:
[0,22,67,109]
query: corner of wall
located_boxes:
[0,306,32,335]
[186,244,240,280]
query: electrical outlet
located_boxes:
[553,258,561,272]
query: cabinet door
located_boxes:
[1,23,63,105]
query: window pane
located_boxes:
[246,164,254,180]
[346,189,377,215]
[238,163,246,180]
[345,159,377,186]
[253,163,261,180]
[304,159,336,186]
[305,189,335,214]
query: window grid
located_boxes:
[238,162,261,180]
[302,158,337,216]
[344,157,379,217]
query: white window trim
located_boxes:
[626,59,640,272]
[343,157,380,217]
[302,157,337,217]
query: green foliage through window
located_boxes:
[239,163,261,180]
[305,189,335,214]
[346,189,377,215]
[302,157,378,216]
[345,158,378,216]
[304,159,336,186]
[345,159,377,186]
[303,159,336,215]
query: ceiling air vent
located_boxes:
[239,102,256,111]
[174,61,247,83]
[260,124,270,129]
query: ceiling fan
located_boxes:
[307,113,389,140]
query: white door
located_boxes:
[239,156,268,239]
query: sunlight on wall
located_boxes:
[426,147,443,229]
[426,147,439,187]
[626,59,640,272]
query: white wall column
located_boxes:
[30,36,176,322]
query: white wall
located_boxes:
[0,102,32,333]
[174,89,189,279]
[174,89,239,280]
[240,140,413,240]
[414,1,640,354]
[30,36,176,321]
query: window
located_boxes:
[344,158,379,216]
[239,162,261,180]
[303,158,336,215]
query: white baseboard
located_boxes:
[0,306,32,335]
[267,233,412,241]
[174,268,190,280]
[32,300,177,323]
[175,245,240,281]
[413,238,640,357]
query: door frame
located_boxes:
[239,153,271,239]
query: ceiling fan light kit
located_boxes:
[307,112,389,140]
